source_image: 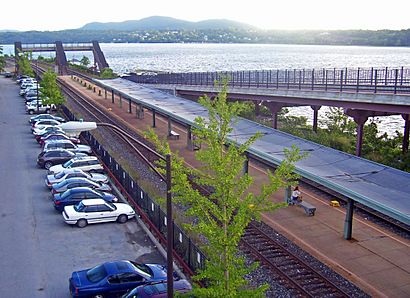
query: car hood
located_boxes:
[46,174,60,185]
[113,203,135,214]
[48,164,65,174]
[77,145,91,151]
[89,173,109,183]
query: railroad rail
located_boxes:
[241,221,350,297]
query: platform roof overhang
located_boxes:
[94,78,410,225]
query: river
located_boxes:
[3,43,410,136]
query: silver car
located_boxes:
[51,177,112,194]
[45,169,109,188]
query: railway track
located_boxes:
[31,66,394,296]
[241,221,350,297]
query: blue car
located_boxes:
[121,279,192,298]
[53,187,117,212]
[69,260,168,297]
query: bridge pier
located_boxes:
[311,105,321,132]
[264,102,283,129]
[402,114,410,153]
[254,101,261,116]
[345,109,373,157]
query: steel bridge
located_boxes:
[129,67,410,156]
[14,41,108,75]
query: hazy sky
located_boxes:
[2,0,410,31]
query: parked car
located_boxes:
[45,169,109,188]
[37,149,87,169]
[42,139,92,154]
[29,113,65,125]
[31,119,61,131]
[39,133,80,146]
[48,156,103,174]
[53,187,117,212]
[122,279,192,298]
[33,125,64,137]
[34,127,65,141]
[26,103,55,115]
[63,198,135,227]
[51,177,111,194]
[69,260,167,297]
[16,75,31,83]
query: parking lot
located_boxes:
[0,76,165,297]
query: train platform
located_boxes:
[61,75,410,297]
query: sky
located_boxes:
[1,0,410,31]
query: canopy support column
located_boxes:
[111,90,115,104]
[344,199,354,240]
[128,98,132,113]
[152,110,156,128]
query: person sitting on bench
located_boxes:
[291,186,301,204]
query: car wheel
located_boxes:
[76,219,88,228]
[45,109,50,114]
[93,295,104,298]
[44,161,53,170]
[117,214,128,224]
[28,110,34,115]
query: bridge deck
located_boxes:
[145,83,410,114]
[95,78,410,226]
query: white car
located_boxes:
[42,139,92,154]
[62,199,135,227]
[48,156,104,174]
[31,119,61,132]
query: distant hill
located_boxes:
[80,16,255,31]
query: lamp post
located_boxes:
[94,123,175,297]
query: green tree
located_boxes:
[100,67,116,79]
[147,82,304,297]
[80,55,90,67]
[16,52,35,77]
[0,46,6,73]
[39,69,65,106]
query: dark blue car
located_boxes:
[53,187,117,212]
[69,260,168,297]
[121,279,192,298]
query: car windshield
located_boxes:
[61,189,73,199]
[55,180,68,187]
[74,201,85,212]
[130,263,153,278]
[55,172,65,179]
[63,160,73,168]
[86,264,108,283]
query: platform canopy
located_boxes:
[95,78,410,225]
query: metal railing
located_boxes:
[129,67,410,94]
[62,106,206,275]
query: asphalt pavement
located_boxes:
[0,76,165,298]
